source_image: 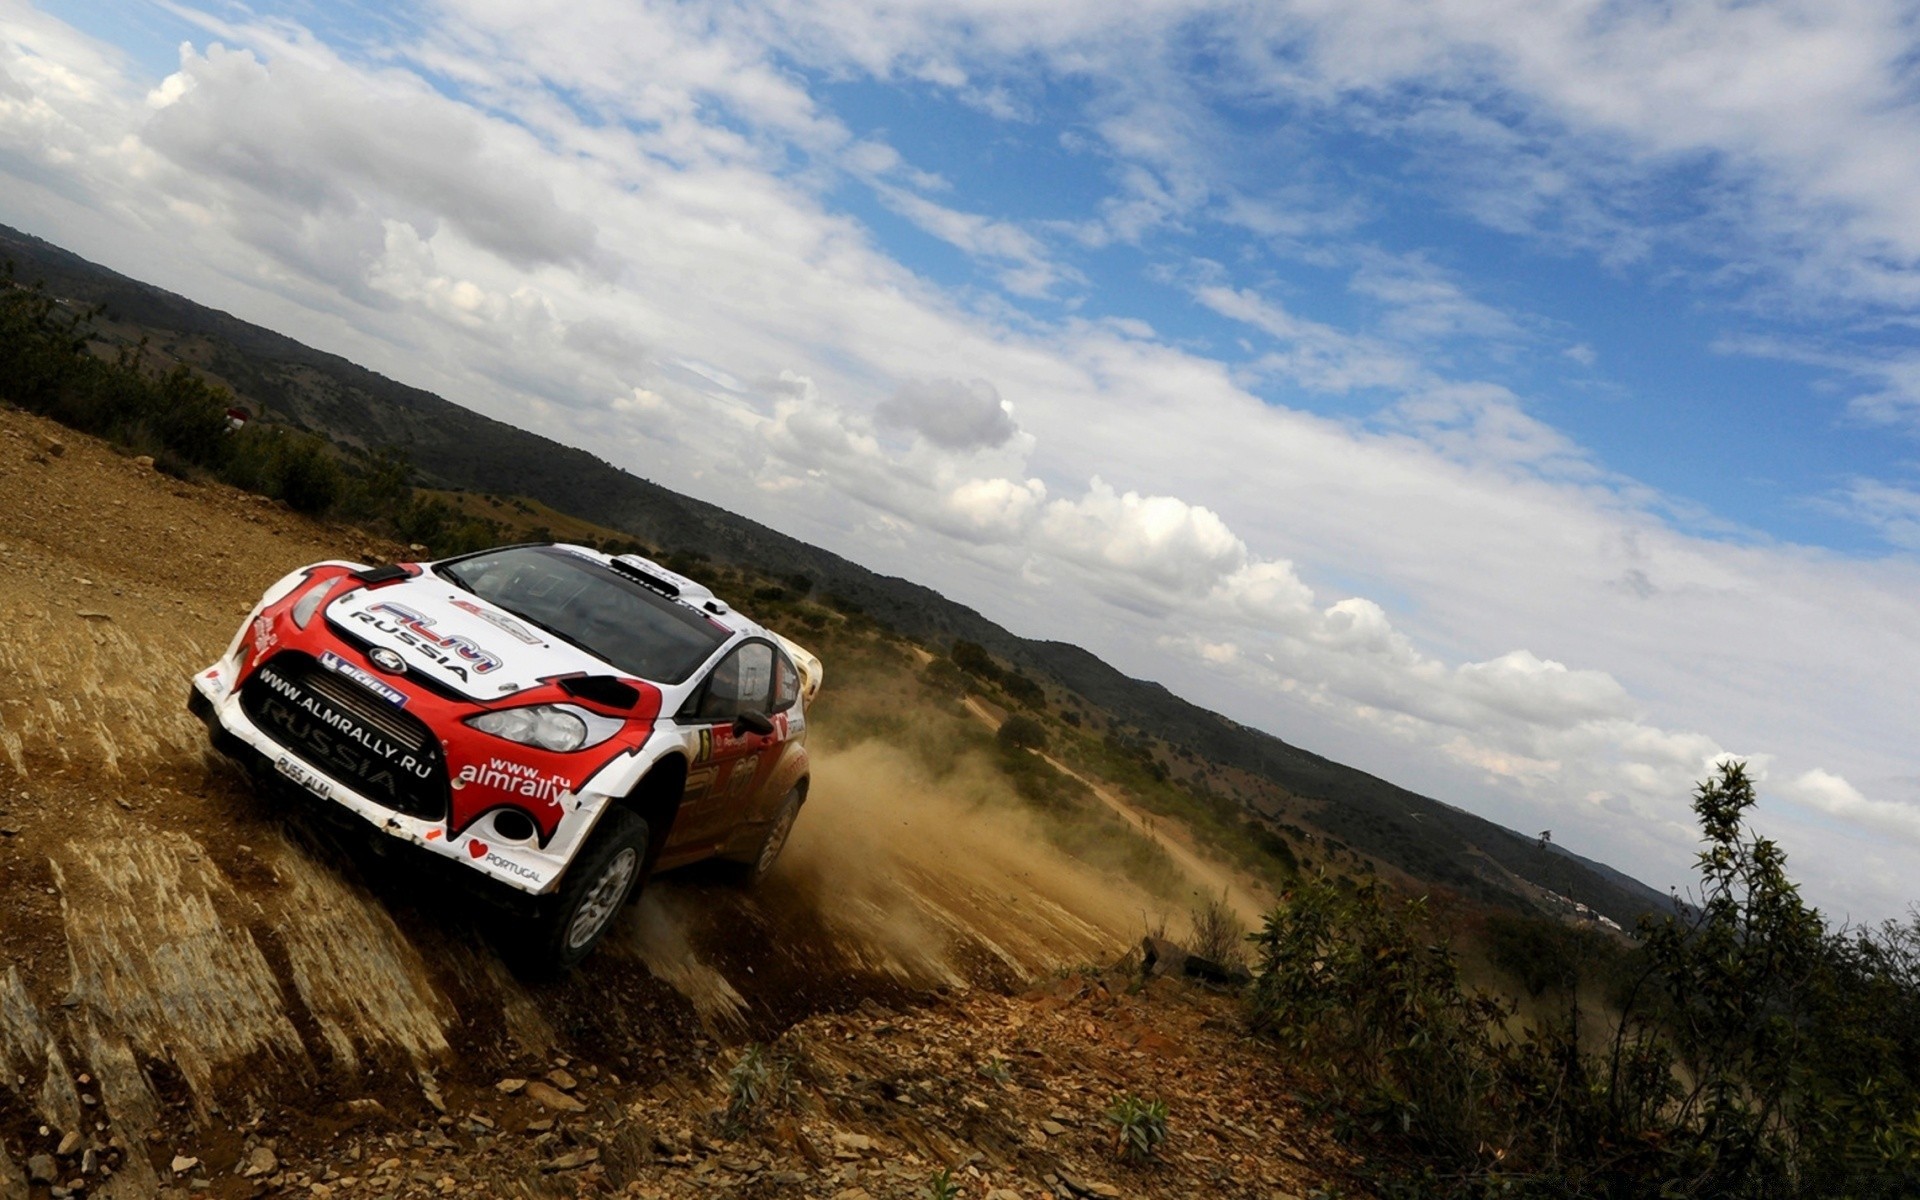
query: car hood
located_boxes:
[326,574,618,701]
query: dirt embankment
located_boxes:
[0,407,1337,1199]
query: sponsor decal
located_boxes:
[319,650,408,707]
[368,647,406,674]
[723,752,763,803]
[254,666,434,783]
[449,598,543,645]
[349,602,503,681]
[485,850,543,882]
[457,835,543,881]
[455,756,576,812]
[251,615,277,660]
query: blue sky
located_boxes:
[5,0,1920,919]
[819,37,1911,555]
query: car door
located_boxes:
[675,640,782,852]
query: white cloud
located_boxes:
[1036,478,1248,595]
[1833,480,1920,552]
[872,184,1076,296]
[1713,334,1920,433]
[876,377,1019,451]
[1783,768,1920,846]
[1196,284,1423,392]
[941,476,1049,541]
[1349,250,1522,343]
[146,41,600,272]
[1453,650,1634,729]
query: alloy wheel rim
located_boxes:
[757,804,797,874]
[567,847,638,950]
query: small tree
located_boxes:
[996,714,1047,752]
[1188,891,1247,970]
[1630,761,1832,1195]
[951,640,1001,682]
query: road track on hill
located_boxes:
[960,696,1276,927]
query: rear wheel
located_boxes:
[732,788,801,885]
[517,808,649,973]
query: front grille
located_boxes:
[240,651,448,820]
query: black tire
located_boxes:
[518,808,649,973]
[731,788,801,885]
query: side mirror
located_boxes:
[733,710,775,737]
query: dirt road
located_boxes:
[0,408,1182,1196]
[959,696,1276,928]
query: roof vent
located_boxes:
[606,557,680,599]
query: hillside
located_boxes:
[0,222,1671,928]
[0,402,1374,1199]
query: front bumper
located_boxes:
[190,665,572,895]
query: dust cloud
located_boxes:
[618,738,1182,1028]
[788,740,1165,966]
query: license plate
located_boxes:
[274,753,333,801]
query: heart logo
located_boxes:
[467,839,489,860]
[424,829,442,842]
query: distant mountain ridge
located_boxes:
[0,222,1675,927]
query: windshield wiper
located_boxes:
[434,565,479,595]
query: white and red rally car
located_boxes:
[190,543,821,968]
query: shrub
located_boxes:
[996,714,1047,752]
[223,425,344,513]
[950,639,1001,682]
[924,1166,962,1200]
[1001,671,1045,708]
[1105,1094,1169,1162]
[976,1054,1012,1084]
[722,1044,772,1131]
[1482,911,1622,999]
[1187,892,1247,970]
[1247,762,1920,1198]
[921,657,970,700]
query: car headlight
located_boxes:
[466,704,619,753]
[289,578,336,629]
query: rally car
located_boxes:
[189,543,821,969]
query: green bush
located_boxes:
[923,1166,961,1200]
[1187,891,1247,969]
[996,713,1047,752]
[1248,761,1920,1198]
[222,425,345,513]
[951,639,1001,682]
[1001,670,1045,708]
[1105,1094,1169,1162]
[1482,911,1622,999]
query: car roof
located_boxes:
[477,543,823,687]
[545,543,769,642]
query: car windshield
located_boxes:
[437,546,730,684]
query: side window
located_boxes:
[693,641,775,721]
[773,650,799,712]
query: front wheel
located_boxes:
[516,808,649,973]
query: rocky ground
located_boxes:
[0,405,1358,1199]
[109,967,1351,1200]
